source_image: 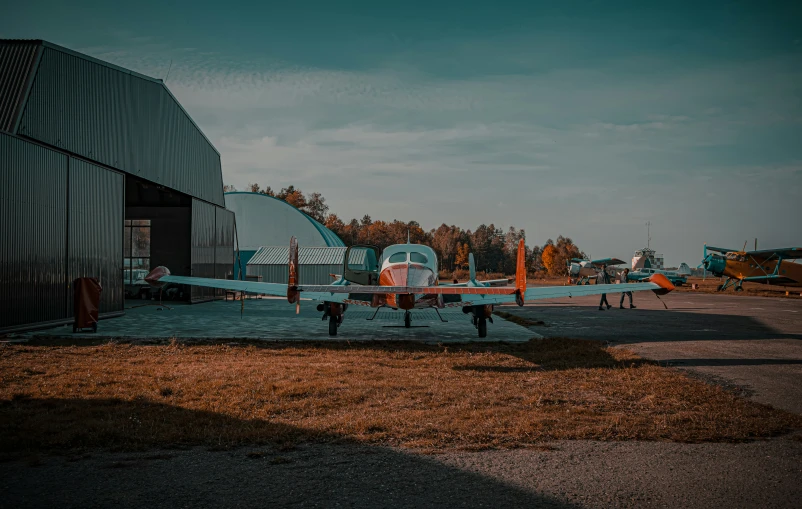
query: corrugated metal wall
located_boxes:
[190,199,216,303]
[0,41,40,133]
[18,46,225,206]
[67,158,124,316]
[246,263,340,286]
[214,208,235,297]
[0,133,68,329]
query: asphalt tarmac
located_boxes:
[502,291,802,414]
[3,440,800,508]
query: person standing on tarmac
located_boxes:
[619,268,636,309]
[597,264,612,310]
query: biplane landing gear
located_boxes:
[328,315,339,336]
[717,278,736,292]
[735,283,745,292]
[404,311,411,328]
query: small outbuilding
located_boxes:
[247,246,347,285]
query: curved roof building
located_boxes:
[224,192,344,269]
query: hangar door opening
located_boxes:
[124,175,192,302]
[124,175,235,303]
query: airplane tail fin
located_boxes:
[515,238,526,306]
[468,253,477,284]
[287,236,300,313]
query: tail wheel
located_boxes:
[404,311,411,328]
[477,317,487,338]
[328,315,338,336]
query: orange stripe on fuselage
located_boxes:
[379,263,438,310]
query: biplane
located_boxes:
[700,244,802,291]
[146,237,674,337]
[568,257,626,285]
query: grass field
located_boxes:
[2,339,800,456]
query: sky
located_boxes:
[4,1,801,265]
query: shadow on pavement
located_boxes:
[0,397,574,508]
[504,305,802,343]
[664,359,802,367]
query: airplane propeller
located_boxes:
[697,244,713,280]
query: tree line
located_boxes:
[226,183,585,276]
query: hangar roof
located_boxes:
[225,192,345,250]
[249,246,348,266]
[0,39,224,206]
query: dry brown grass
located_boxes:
[1,339,800,455]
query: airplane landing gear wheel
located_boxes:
[477,317,487,338]
[735,286,744,292]
[328,315,338,336]
[404,311,411,328]
[717,285,724,291]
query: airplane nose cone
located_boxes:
[704,255,726,275]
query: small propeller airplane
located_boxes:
[700,243,802,291]
[146,237,674,337]
[567,257,627,285]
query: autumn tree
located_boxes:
[304,192,329,223]
[553,236,585,274]
[455,243,470,269]
[324,214,345,238]
[541,243,560,276]
[223,184,236,193]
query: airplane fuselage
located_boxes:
[378,244,441,310]
[706,255,802,287]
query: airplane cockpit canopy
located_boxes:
[381,244,437,268]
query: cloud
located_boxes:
[59,28,802,265]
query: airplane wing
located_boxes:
[156,274,355,304]
[745,247,802,260]
[707,246,802,260]
[154,275,670,306]
[455,280,669,307]
[705,246,737,255]
[590,257,625,267]
[146,237,674,309]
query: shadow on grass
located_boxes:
[21,336,654,372]
[0,397,576,508]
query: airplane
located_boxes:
[700,244,802,291]
[567,257,627,285]
[145,237,675,337]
